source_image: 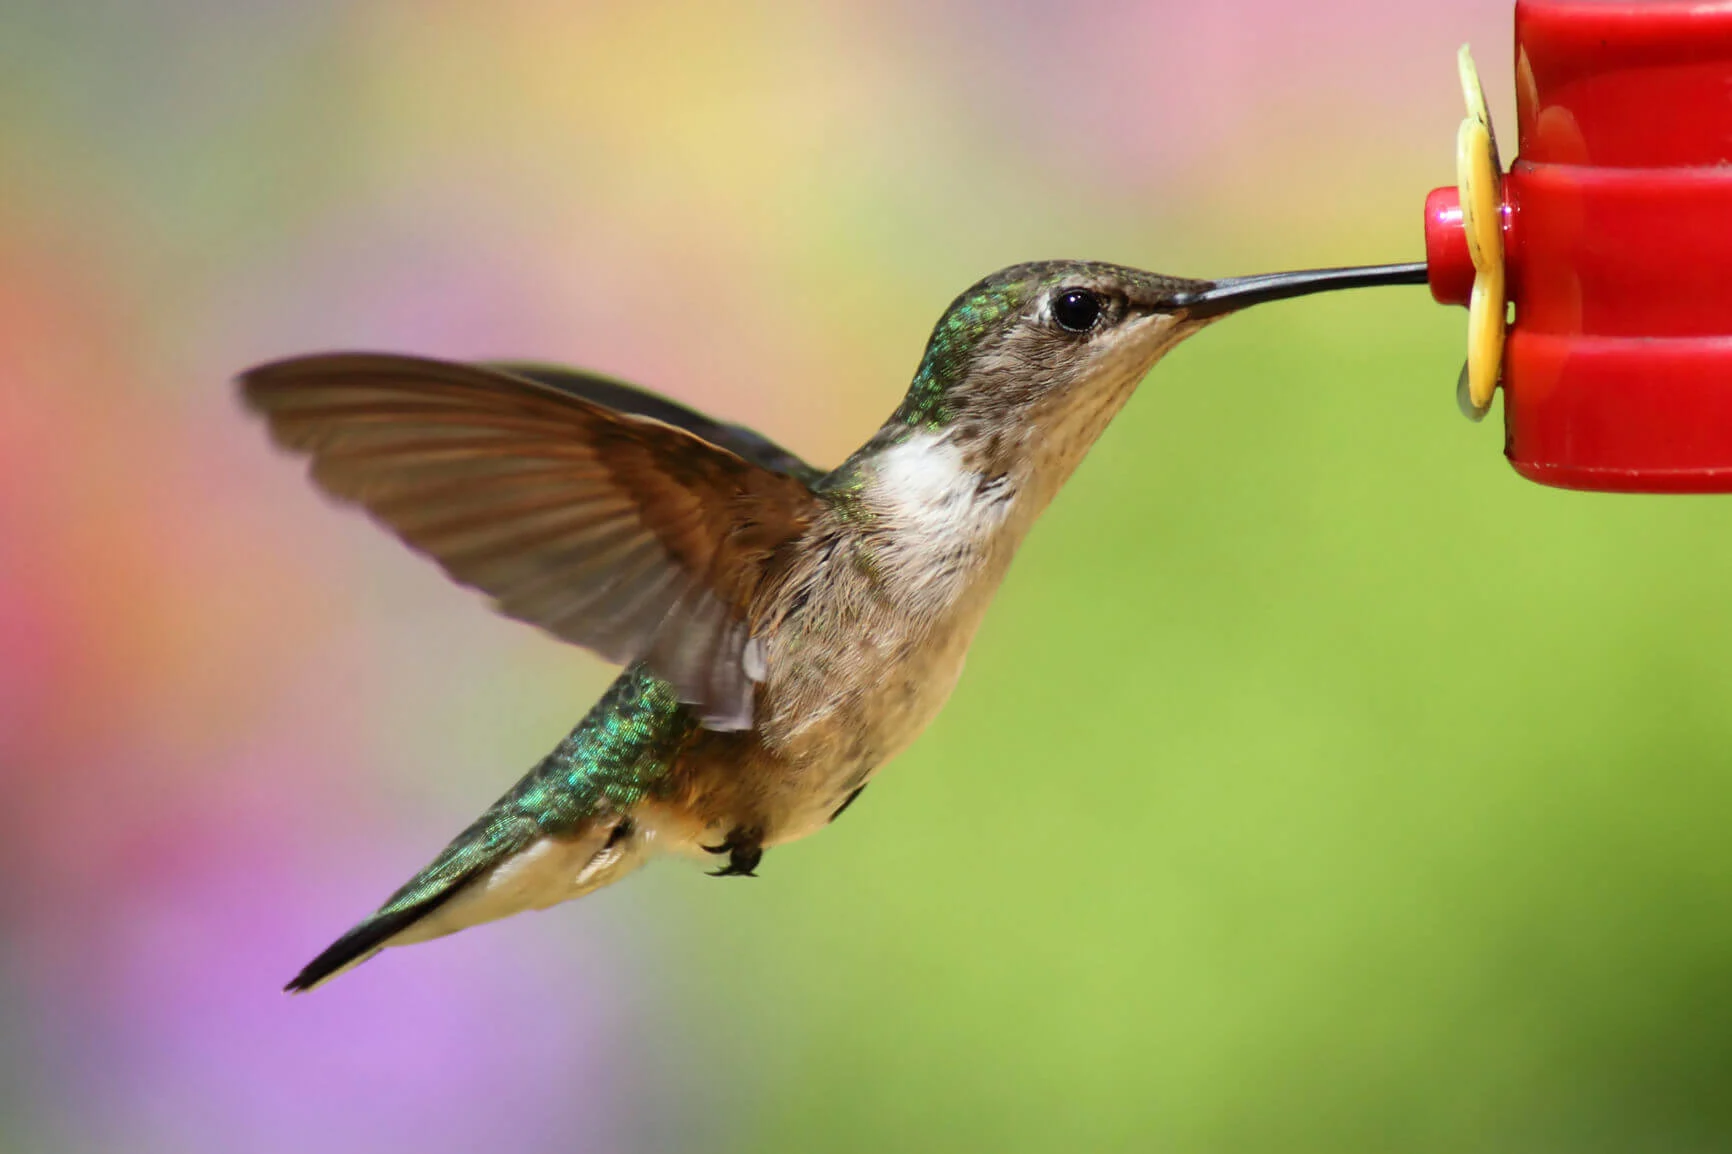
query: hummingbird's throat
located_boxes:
[858,431,1023,609]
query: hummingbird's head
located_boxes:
[889,258,1424,494]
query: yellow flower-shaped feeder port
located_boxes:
[1455,44,1506,422]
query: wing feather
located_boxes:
[239,353,819,730]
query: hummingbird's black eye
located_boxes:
[1051,288,1103,333]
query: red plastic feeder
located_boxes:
[1424,0,1732,493]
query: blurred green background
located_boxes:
[5,1,1731,1151]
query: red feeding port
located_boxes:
[1423,0,1732,493]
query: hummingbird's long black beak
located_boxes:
[1173,262,1429,318]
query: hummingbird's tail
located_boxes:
[285,668,694,993]
[283,810,644,992]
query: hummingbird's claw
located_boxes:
[702,826,764,877]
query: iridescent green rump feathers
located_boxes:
[377,665,692,907]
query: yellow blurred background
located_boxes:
[6,1,1731,1151]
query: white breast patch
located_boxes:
[867,432,1017,605]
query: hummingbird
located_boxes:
[243,257,1426,992]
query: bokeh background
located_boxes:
[6,1,1732,1151]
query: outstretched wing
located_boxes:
[239,353,820,730]
[486,362,827,486]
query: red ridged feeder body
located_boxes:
[1425,0,1732,493]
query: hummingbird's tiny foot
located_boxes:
[703,826,764,877]
[710,843,763,877]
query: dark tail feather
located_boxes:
[285,911,423,993]
[284,867,482,993]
